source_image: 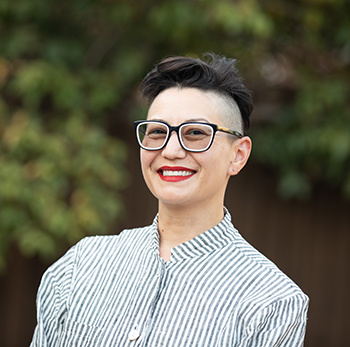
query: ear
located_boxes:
[228,136,252,176]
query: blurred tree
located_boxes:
[0,0,132,269]
[0,0,349,267]
[251,0,350,199]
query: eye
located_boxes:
[146,125,167,138]
[182,124,212,139]
[148,128,166,134]
[187,129,206,135]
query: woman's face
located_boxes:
[140,87,250,209]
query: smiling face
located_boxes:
[140,87,251,210]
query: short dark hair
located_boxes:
[140,53,253,130]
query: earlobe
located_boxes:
[228,137,252,176]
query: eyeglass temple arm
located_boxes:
[216,125,243,138]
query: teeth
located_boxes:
[162,170,194,177]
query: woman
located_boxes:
[31,53,309,346]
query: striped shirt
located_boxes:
[31,209,309,346]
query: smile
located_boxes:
[157,167,196,182]
[162,170,194,177]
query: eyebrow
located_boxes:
[187,118,210,123]
[148,117,211,123]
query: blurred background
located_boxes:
[0,0,349,346]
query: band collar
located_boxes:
[149,207,237,262]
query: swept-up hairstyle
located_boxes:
[140,53,253,131]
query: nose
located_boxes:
[161,131,186,159]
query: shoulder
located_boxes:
[226,227,308,306]
[76,225,152,257]
[36,225,153,307]
[41,225,151,284]
[222,228,309,343]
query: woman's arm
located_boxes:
[241,293,309,347]
[30,245,77,346]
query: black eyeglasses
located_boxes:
[134,120,243,152]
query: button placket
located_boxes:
[123,251,158,344]
[156,260,165,278]
[140,259,168,344]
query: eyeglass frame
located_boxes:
[134,120,243,153]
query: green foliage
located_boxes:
[251,0,350,198]
[0,109,127,269]
[0,0,349,267]
[0,0,133,270]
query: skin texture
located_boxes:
[140,87,252,261]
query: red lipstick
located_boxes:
[157,166,196,182]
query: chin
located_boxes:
[158,195,194,207]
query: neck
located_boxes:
[157,202,225,261]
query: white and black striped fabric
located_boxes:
[31,209,309,346]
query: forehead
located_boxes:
[147,87,233,125]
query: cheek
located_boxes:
[140,150,152,166]
[200,150,232,178]
[140,150,158,178]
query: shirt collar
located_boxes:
[149,207,237,262]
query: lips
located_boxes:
[157,166,196,182]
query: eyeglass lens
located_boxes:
[137,122,214,151]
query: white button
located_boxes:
[128,328,140,341]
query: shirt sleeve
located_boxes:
[30,244,78,347]
[241,293,309,347]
